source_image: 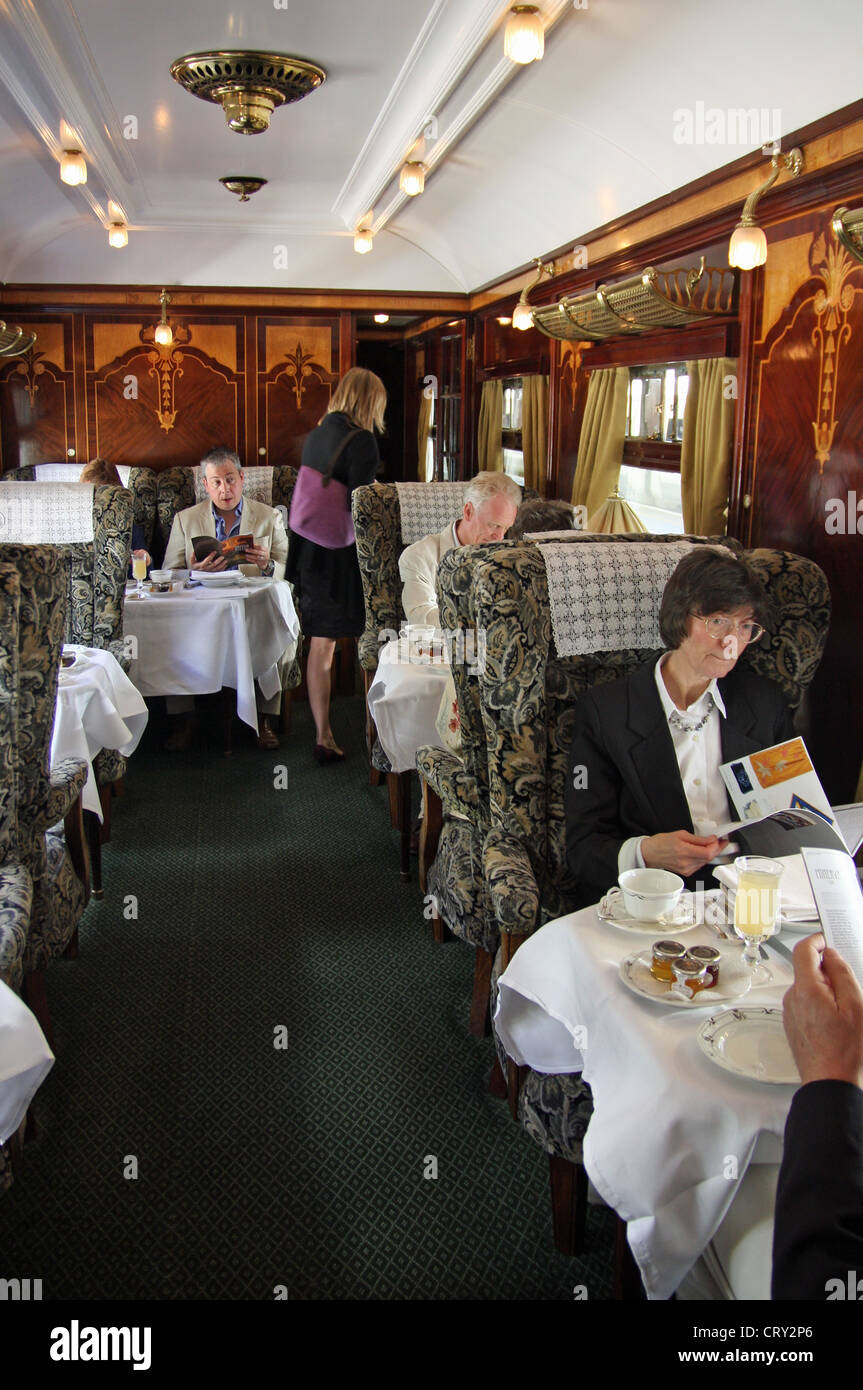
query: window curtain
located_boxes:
[680,357,737,534]
[571,366,629,518]
[417,389,433,481]
[477,379,503,472]
[521,374,549,496]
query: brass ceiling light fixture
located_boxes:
[504,6,545,64]
[512,257,554,330]
[728,147,803,270]
[219,175,268,202]
[832,205,863,264]
[170,51,326,134]
[399,161,426,196]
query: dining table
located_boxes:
[366,635,457,881]
[494,892,802,1300]
[52,645,149,819]
[0,978,53,1145]
[122,575,299,734]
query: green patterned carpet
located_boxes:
[1,692,617,1300]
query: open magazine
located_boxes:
[192,533,253,567]
[716,735,849,850]
[801,847,863,986]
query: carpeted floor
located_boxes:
[0,689,617,1299]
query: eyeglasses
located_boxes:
[690,614,764,643]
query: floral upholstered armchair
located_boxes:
[0,563,30,997]
[5,464,157,556]
[474,538,830,1253]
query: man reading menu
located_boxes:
[161,447,290,750]
[163,447,288,577]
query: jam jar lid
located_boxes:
[652,939,687,959]
[673,956,709,978]
[687,945,721,964]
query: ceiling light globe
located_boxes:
[373,313,389,324]
[512,301,535,330]
[154,323,173,347]
[354,229,374,254]
[108,223,128,249]
[399,161,425,196]
[60,150,87,186]
[496,316,512,326]
[729,223,767,270]
[504,6,544,64]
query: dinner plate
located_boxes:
[696,1007,800,1084]
[597,887,700,933]
[619,951,751,1009]
[195,571,243,587]
[240,574,272,587]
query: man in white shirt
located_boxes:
[398,471,520,630]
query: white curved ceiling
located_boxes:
[1,0,862,291]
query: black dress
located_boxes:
[286,411,379,638]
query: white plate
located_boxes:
[195,571,243,587]
[619,951,751,1009]
[240,574,272,587]
[597,887,699,934]
[697,1007,800,1084]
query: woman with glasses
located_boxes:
[564,547,794,906]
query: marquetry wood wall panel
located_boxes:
[257,317,340,469]
[0,316,78,469]
[745,207,863,802]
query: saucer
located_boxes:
[619,950,751,1009]
[597,887,699,933]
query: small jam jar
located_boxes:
[672,956,710,996]
[686,945,721,988]
[651,940,687,982]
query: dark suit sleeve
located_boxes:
[771,1080,863,1300]
[565,691,631,907]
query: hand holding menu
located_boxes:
[801,847,863,986]
[192,534,253,567]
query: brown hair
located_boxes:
[659,548,770,649]
[80,457,122,486]
[325,367,387,434]
[201,447,242,473]
[507,497,576,538]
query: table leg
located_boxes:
[548,1155,588,1256]
[418,781,442,896]
[398,770,411,881]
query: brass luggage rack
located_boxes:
[532,258,738,341]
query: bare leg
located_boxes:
[307,636,341,752]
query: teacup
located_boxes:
[149,568,172,591]
[618,868,684,921]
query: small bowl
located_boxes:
[149,568,172,591]
[618,868,685,921]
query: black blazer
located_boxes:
[772,1080,863,1299]
[564,657,795,908]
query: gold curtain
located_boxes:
[680,356,737,533]
[571,366,629,518]
[521,374,549,495]
[417,390,433,481]
[477,379,503,472]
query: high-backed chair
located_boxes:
[5,464,158,556]
[0,544,89,1042]
[0,563,30,996]
[0,482,133,893]
[474,539,831,1254]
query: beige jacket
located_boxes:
[398,522,458,629]
[164,497,288,579]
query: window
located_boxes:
[618,362,689,531]
[618,464,684,533]
[626,364,689,443]
[501,377,524,484]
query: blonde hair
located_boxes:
[80,458,122,486]
[325,367,387,434]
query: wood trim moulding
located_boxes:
[578,321,740,371]
[477,355,550,381]
[0,286,469,314]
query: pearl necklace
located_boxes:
[668,693,715,734]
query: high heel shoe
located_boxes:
[314,743,345,764]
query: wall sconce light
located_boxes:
[496,315,512,326]
[512,257,554,330]
[728,147,803,270]
[832,205,863,264]
[504,6,544,64]
[399,161,426,196]
[108,223,128,248]
[354,227,374,254]
[60,149,87,186]
[154,288,173,346]
[373,313,390,323]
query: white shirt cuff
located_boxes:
[618,836,646,876]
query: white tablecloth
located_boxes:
[51,646,149,818]
[0,979,54,1144]
[123,580,299,733]
[494,904,797,1300]
[366,639,453,773]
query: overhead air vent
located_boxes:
[170,51,326,134]
[532,259,738,341]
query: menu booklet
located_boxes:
[801,847,863,986]
[192,534,253,567]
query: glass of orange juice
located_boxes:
[131,553,148,600]
[733,856,784,984]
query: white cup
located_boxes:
[618,868,685,921]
